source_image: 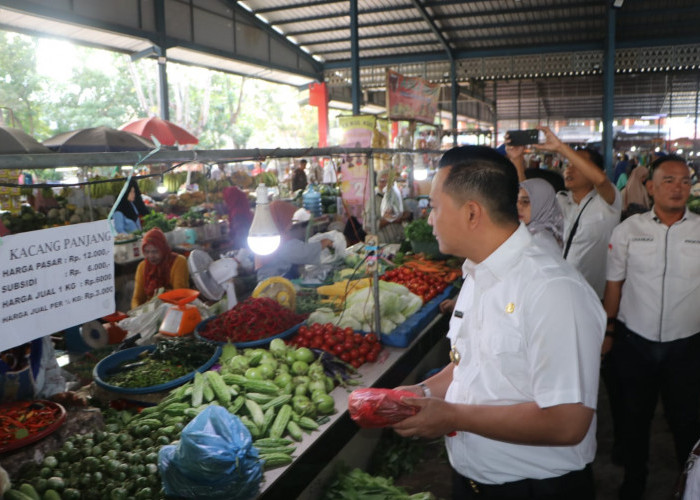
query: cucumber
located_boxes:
[19,483,40,500]
[3,489,33,500]
[260,452,293,468]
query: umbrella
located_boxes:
[120,117,198,146]
[43,126,155,152]
[0,127,52,154]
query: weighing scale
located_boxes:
[158,289,202,337]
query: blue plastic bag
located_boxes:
[159,405,263,499]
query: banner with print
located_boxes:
[386,70,441,124]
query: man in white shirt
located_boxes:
[533,127,621,299]
[394,146,605,499]
[603,155,700,500]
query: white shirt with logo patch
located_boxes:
[445,223,605,484]
[607,208,700,342]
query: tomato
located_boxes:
[358,343,370,355]
[343,339,354,351]
[343,327,354,336]
[366,351,378,362]
[365,333,378,344]
[340,352,351,362]
[351,359,362,369]
[299,325,308,336]
[356,355,366,365]
[333,344,344,355]
[353,333,364,344]
[349,348,360,360]
[322,342,333,352]
[310,337,323,349]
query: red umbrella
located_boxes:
[120,117,199,146]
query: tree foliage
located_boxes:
[0,29,319,149]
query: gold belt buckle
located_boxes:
[450,346,461,365]
[469,479,480,493]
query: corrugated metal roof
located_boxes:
[2,0,700,120]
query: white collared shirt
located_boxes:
[445,224,605,484]
[557,188,622,298]
[607,208,700,342]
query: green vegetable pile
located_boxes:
[107,340,216,389]
[140,211,176,233]
[369,432,428,479]
[322,466,436,500]
[404,218,436,243]
[296,288,325,315]
[107,357,190,388]
[688,195,700,214]
[8,340,340,499]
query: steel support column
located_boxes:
[350,0,361,115]
[154,0,170,120]
[602,7,616,176]
[451,60,458,146]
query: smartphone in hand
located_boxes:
[506,129,541,146]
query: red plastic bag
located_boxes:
[348,388,419,428]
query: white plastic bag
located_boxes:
[308,230,347,265]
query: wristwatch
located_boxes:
[418,382,432,398]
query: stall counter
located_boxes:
[259,310,451,499]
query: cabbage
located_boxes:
[402,293,423,317]
[378,280,409,295]
[386,311,406,325]
[337,316,362,331]
[307,308,339,325]
[381,318,397,333]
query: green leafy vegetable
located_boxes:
[404,218,436,243]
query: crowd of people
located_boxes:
[413,128,699,499]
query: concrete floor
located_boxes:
[394,384,682,500]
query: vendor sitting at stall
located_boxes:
[256,202,333,282]
[113,178,150,235]
[131,228,190,308]
[0,337,85,406]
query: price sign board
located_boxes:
[0,221,115,351]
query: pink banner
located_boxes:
[386,70,441,124]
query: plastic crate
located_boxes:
[380,286,453,347]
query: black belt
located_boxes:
[455,463,594,499]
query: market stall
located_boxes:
[1,147,454,499]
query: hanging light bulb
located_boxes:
[247,183,280,255]
[413,168,429,181]
[157,174,167,194]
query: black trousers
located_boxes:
[452,464,595,500]
[612,325,700,498]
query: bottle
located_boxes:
[303,184,322,217]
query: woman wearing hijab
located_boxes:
[621,165,651,218]
[255,201,333,281]
[518,178,564,257]
[131,228,189,308]
[114,179,150,234]
[222,186,253,249]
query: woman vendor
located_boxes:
[131,228,190,308]
[113,179,150,234]
[256,202,333,281]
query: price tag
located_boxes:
[0,221,115,351]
